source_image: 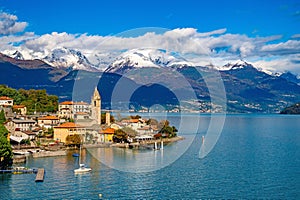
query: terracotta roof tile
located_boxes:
[55,122,82,128]
[38,116,59,120]
[60,101,74,105]
[100,127,115,134]
[0,96,13,100]
[13,105,26,108]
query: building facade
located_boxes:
[0,96,13,107]
[13,105,27,115]
[37,115,60,129]
[58,101,90,119]
[53,122,86,143]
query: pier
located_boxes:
[35,168,45,182]
[0,167,38,174]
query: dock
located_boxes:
[35,168,45,182]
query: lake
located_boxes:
[0,114,299,199]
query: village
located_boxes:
[0,87,180,160]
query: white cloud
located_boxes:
[0,12,27,35]
[1,12,300,74]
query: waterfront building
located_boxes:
[99,127,114,143]
[53,122,86,143]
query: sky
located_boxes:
[0,0,300,73]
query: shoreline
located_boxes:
[12,136,184,162]
[111,136,184,148]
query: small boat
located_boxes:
[72,153,79,157]
[74,145,92,173]
[74,164,92,173]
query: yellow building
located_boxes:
[12,105,27,115]
[99,128,115,143]
[53,122,86,143]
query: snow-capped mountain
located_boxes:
[12,51,24,60]
[105,48,193,73]
[2,47,100,72]
[43,47,98,71]
[217,60,253,71]
[3,50,25,60]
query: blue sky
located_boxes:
[1,0,299,37]
[0,0,300,73]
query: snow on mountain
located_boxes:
[105,48,193,73]
[217,60,252,71]
[1,47,101,71]
[43,47,98,71]
[2,50,25,60]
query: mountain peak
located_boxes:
[220,60,253,71]
[43,47,98,71]
[105,48,193,74]
[12,51,24,60]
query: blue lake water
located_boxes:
[0,114,299,199]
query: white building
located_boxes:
[0,96,13,107]
[6,119,37,132]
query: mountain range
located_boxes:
[1,48,300,113]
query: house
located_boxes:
[121,118,146,132]
[22,130,37,141]
[6,119,37,132]
[13,105,27,115]
[74,112,90,120]
[0,96,13,107]
[99,127,115,143]
[58,101,90,119]
[73,101,90,114]
[37,115,60,129]
[58,101,74,119]
[53,122,86,143]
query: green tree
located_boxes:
[101,113,115,124]
[146,118,158,126]
[158,120,170,130]
[0,124,12,169]
[0,109,6,124]
[47,127,54,136]
[0,85,59,114]
[65,134,82,146]
[130,115,141,119]
[0,125,9,138]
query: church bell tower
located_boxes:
[91,87,101,125]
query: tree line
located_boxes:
[0,110,13,169]
[0,85,58,114]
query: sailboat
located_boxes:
[74,145,92,173]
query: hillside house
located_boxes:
[6,119,37,132]
[37,115,60,129]
[0,96,13,107]
[13,105,27,115]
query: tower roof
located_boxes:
[92,87,101,100]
